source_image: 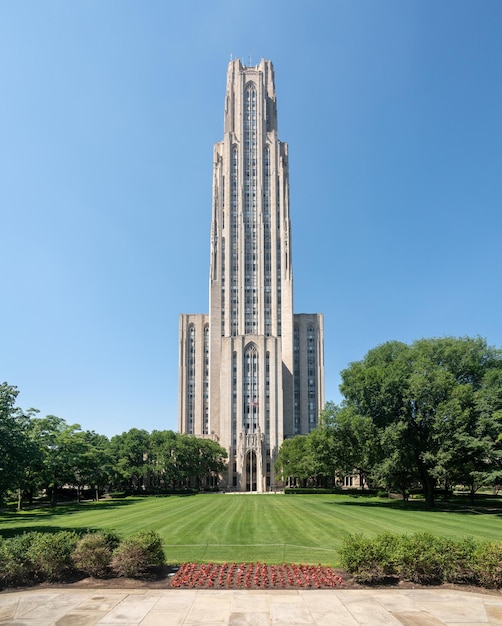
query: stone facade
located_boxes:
[179,59,325,491]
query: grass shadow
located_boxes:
[0,498,139,521]
[0,525,107,539]
[325,496,502,516]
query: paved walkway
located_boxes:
[0,587,501,625]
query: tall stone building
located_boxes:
[179,59,324,491]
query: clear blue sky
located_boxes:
[1,2,501,438]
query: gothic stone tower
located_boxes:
[179,59,324,491]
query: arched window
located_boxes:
[243,343,258,432]
[232,351,238,448]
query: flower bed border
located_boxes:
[171,562,344,589]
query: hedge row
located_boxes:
[0,529,165,588]
[284,488,378,495]
[339,532,502,588]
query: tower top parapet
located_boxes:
[223,58,277,135]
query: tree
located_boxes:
[307,425,338,487]
[109,429,150,491]
[73,431,112,501]
[13,408,45,509]
[275,436,317,487]
[0,383,34,504]
[30,415,95,505]
[339,337,502,506]
[193,438,227,488]
[149,430,179,489]
[172,434,202,486]
[319,403,380,489]
[463,367,502,495]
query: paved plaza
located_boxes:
[0,587,502,625]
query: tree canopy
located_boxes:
[3,335,502,507]
[0,382,227,506]
[277,337,502,506]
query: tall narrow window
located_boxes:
[203,325,209,434]
[293,324,301,434]
[276,177,282,336]
[307,324,317,431]
[243,343,258,432]
[231,146,238,335]
[244,85,258,334]
[187,325,195,434]
[264,146,272,334]
[232,351,237,447]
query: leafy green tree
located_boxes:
[148,430,179,489]
[339,337,502,506]
[109,429,150,491]
[460,367,502,496]
[193,438,227,488]
[172,434,202,486]
[13,408,45,509]
[0,383,34,504]
[316,402,379,488]
[30,415,94,505]
[307,425,338,486]
[275,436,317,487]
[73,431,113,501]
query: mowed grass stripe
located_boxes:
[2,494,501,566]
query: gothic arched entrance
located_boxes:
[245,450,257,492]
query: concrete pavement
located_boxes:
[0,587,502,625]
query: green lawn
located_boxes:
[1,493,501,566]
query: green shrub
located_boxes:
[72,531,120,578]
[341,532,491,586]
[339,533,397,583]
[0,533,38,586]
[442,537,478,584]
[110,530,164,578]
[284,487,376,495]
[393,533,449,584]
[27,531,79,581]
[473,542,502,588]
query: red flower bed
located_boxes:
[171,562,344,589]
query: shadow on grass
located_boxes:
[136,491,199,498]
[325,496,502,516]
[0,525,106,540]
[0,498,139,521]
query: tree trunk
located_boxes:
[416,456,435,507]
[422,473,435,507]
[17,488,22,512]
